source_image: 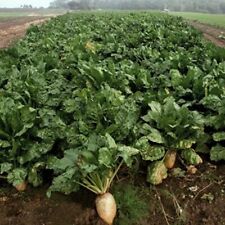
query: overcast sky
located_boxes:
[0,0,52,8]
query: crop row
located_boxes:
[0,12,225,195]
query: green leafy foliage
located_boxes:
[181,149,203,165]
[0,11,225,191]
[213,132,225,142]
[210,145,225,161]
[135,137,165,161]
[141,97,204,149]
[7,168,27,187]
[47,133,139,195]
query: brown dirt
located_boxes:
[146,163,225,225]
[0,185,104,225]
[0,17,49,48]
[0,162,225,225]
[190,21,225,48]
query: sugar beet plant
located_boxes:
[0,11,225,223]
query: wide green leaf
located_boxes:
[210,145,225,161]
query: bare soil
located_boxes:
[0,17,49,48]
[190,21,225,48]
[0,162,225,225]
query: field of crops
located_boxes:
[0,9,65,21]
[170,11,225,28]
[0,11,225,224]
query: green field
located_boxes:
[0,9,66,21]
[0,12,29,17]
[0,10,225,192]
[0,12,29,21]
[170,12,225,28]
[0,11,225,224]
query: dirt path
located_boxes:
[190,21,225,48]
[0,17,49,48]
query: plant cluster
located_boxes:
[0,12,225,193]
[113,184,149,225]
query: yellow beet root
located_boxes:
[164,150,177,169]
[15,182,27,192]
[85,41,96,53]
[187,165,198,174]
[95,192,117,225]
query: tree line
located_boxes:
[49,0,225,14]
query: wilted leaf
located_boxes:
[140,145,165,161]
[181,149,203,165]
[147,161,167,185]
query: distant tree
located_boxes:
[50,0,92,9]
[67,1,80,9]
[79,0,91,9]
[49,0,68,8]
[21,4,33,8]
[220,2,225,13]
[49,0,225,13]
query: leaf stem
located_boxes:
[78,160,124,195]
[108,160,123,188]
[77,181,99,194]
